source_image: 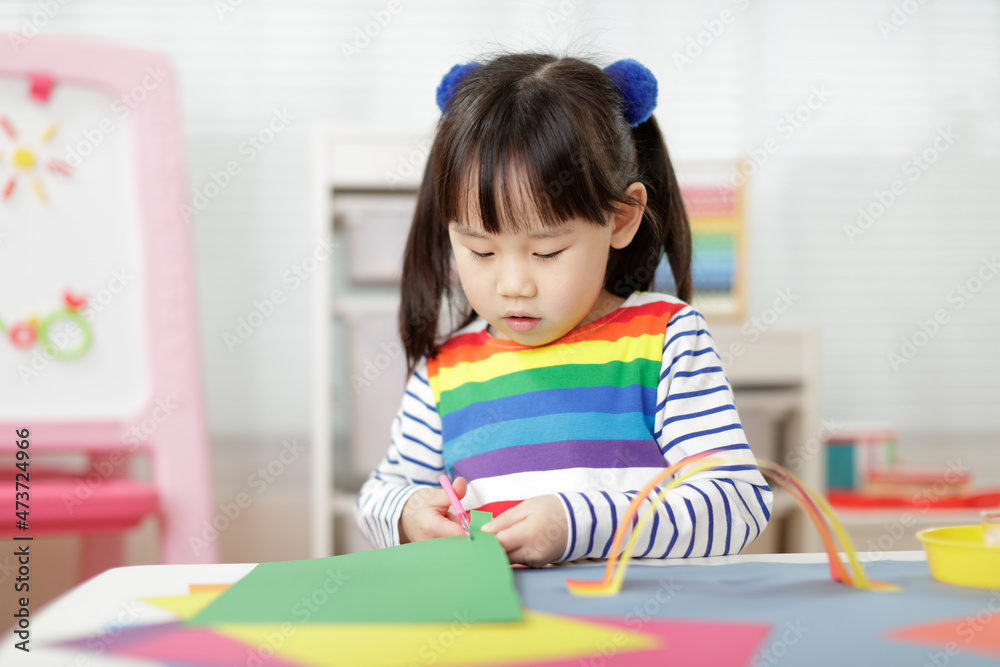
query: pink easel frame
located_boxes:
[0,34,217,565]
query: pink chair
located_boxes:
[0,34,217,578]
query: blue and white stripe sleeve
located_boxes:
[354,356,445,549]
[558,306,773,561]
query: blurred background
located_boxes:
[1,0,999,617]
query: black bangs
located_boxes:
[433,54,638,233]
[400,52,692,374]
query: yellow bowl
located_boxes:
[916,525,1000,589]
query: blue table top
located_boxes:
[514,560,1000,667]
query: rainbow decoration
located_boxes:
[655,182,744,318]
[566,451,901,597]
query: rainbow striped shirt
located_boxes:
[355,292,772,561]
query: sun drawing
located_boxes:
[1,113,73,204]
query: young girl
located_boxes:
[354,53,772,566]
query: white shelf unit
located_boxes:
[311,125,429,558]
[311,126,825,557]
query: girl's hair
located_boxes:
[400,53,692,375]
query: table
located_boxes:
[3,552,999,667]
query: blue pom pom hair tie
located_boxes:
[603,59,658,127]
[436,62,481,114]
[435,58,656,127]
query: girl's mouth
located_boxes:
[504,316,540,332]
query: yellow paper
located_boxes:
[143,591,224,619]
[216,611,658,667]
[188,584,233,593]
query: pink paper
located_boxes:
[527,616,772,667]
[59,622,305,667]
[56,615,769,667]
[886,613,1000,659]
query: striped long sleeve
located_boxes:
[355,291,773,560]
[556,307,773,561]
[354,358,444,549]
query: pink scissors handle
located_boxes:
[439,474,471,536]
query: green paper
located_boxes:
[187,510,522,625]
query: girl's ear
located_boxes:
[610,182,647,249]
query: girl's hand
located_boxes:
[398,477,469,543]
[480,495,568,567]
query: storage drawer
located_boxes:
[334,194,416,284]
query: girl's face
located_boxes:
[447,183,646,347]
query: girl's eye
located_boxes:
[469,250,493,261]
[535,250,565,260]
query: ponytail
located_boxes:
[399,149,476,376]
[605,116,692,304]
[399,154,469,377]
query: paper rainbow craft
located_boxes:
[566,450,902,596]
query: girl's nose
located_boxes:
[496,258,536,298]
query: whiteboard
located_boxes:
[0,74,150,420]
